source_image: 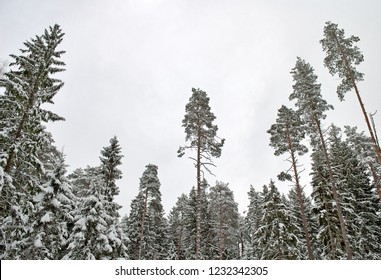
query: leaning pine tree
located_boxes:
[289,57,353,259]
[267,105,314,259]
[320,21,381,165]
[178,88,225,259]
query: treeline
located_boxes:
[1,23,381,260]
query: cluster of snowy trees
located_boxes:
[1,23,381,260]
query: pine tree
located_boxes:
[267,105,314,259]
[178,88,225,258]
[0,24,66,259]
[320,21,381,165]
[254,181,298,259]
[290,57,353,259]
[208,182,240,260]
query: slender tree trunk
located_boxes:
[138,188,148,260]
[285,124,314,259]
[370,164,381,201]
[195,130,202,259]
[332,31,381,166]
[177,213,184,260]
[315,118,353,259]
[219,203,223,260]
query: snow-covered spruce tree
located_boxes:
[0,25,66,259]
[127,164,169,260]
[208,182,240,260]
[244,186,264,260]
[64,175,113,260]
[290,57,353,259]
[328,125,381,259]
[23,152,75,259]
[182,181,213,260]
[344,126,381,201]
[287,186,320,259]
[254,181,298,260]
[99,136,127,259]
[310,145,341,259]
[168,194,189,260]
[64,139,127,260]
[126,193,145,259]
[178,88,224,259]
[321,22,381,165]
[267,105,314,259]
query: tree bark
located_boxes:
[285,123,314,259]
[138,188,148,260]
[332,30,381,166]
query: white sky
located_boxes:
[1,0,381,216]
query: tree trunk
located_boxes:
[370,164,381,201]
[195,129,202,259]
[285,124,314,259]
[315,118,353,259]
[332,31,381,166]
[138,188,148,260]
[219,204,223,260]
[177,213,184,260]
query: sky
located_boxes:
[1,0,381,216]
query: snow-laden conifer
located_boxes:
[254,181,298,259]
[208,182,240,260]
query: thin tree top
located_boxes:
[289,57,334,124]
[268,105,308,157]
[320,21,364,101]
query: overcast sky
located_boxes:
[1,0,381,216]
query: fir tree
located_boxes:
[178,88,224,258]
[328,125,381,259]
[208,182,240,260]
[244,186,264,260]
[168,194,188,260]
[24,152,75,259]
[255,181,298,259]
[127,164,169,259]
[0,24,66,259]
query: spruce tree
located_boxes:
[178,88,224,258]
[24,152,75,259]
[127,164,169,259]
[328,125,381,259]
[208,182,240,260]
[320,22,381,164]
[168,194,188,260]
[290,57,353,259]
[0,24,66,259]
[244,186,264,259]
[267,105,314,259]
[255,181,298,260]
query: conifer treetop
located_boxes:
[320,21,364,101]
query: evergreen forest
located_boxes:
[1,22,381,260]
